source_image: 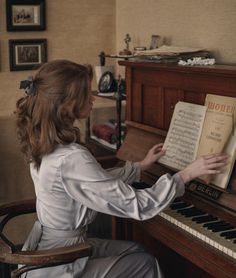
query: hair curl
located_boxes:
[15,60,93,169]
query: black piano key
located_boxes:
[224,234,236,240]
[192,215,218,224]
[170,202,190,210]
[178,207,203,216]
[220,230,236,239]
[210,224,235,232]
[183,209,205,217]
[203,220,225,229]
[177,207,195,214]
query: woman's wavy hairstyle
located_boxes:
[15,59,93,169]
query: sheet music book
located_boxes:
[159,94,236,189]
[134,45,205,56]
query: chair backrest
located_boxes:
[0,199,92,278]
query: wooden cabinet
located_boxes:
[116,61,236,278]
[120,62,236,131]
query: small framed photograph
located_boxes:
[6,0,46,31]
[9,39,47,71]
[150,35,161,49]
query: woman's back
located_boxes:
[31,143,97,232]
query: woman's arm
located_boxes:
[61,149,183,221]
[138,144,228,183]
[61,147,228,221]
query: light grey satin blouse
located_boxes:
[30,143,185,232]
[24,143,185,277]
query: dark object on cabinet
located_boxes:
[119,34,132,56]
[98,71,116,93]
[113,61,236,278]
[99,51,106,66]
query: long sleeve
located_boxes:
[106,161,141,184]
[61,148,185,221]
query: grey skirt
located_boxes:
[21,221,163,278]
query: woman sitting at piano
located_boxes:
[15,59,228,278]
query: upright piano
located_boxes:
[113,61,236,278]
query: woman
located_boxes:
[16,60,227,277]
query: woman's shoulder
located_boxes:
[57,142,87,152]
[40,143,95,171]
[55,143,95,162]
[54,142,90,156]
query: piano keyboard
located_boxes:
[159,200,236,260]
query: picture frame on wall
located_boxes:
[9,39,47,71]
[6,0,46,31]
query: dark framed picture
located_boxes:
[6,0,46,31]
[98,71,116,93]
[9,39,47,71]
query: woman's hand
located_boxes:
[139,143,165,171]
[178,153,229,184]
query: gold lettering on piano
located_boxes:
[188,181,221,199]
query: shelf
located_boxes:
[92,51,127,150]
[105,54,134,59]
[92,91,126,101]
[90,135,117,151]
[99,51,134,64]
[85,139,117,169]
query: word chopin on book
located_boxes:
[159,94,236,189]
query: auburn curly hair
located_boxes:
[15,60,93,169]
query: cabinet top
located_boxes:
[119,60,236,75]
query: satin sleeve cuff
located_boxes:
[172,173,185,197]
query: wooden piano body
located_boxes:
[114,61,236,278]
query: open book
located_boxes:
[158,94,236,189]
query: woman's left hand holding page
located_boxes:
[139,143,165,171]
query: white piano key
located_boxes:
[159,208,236,260]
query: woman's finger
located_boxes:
[206,169,222,174]
[206,161,228,170]
[204,153,228,162]
[152,143,164,153]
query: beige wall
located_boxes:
[116,0,236,75]
[0,0,116,115]
[1,0,236,113]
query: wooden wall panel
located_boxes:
[142,85,164,128]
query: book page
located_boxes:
[198,94,236,188]
[159,102,207,170]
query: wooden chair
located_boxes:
[0,199,92,278]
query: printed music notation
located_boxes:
[159,95,236,189]
[159,102,207,170]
